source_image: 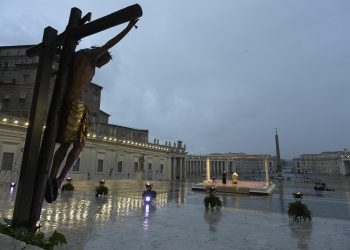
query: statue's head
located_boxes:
[96,51,112,68]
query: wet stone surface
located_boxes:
[0,177,350,249]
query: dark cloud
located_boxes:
[1,0,349,158]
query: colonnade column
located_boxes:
[171,157,175,180]
[179,157,183,179]
[184,158,187,179]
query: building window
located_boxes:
[160,164,164,173]
[23,74,30,82]
[117,161,123,172]
[148,163,152,170]
[72,158,80,172]
[19,101,25,109]
[2,100,9,110]
[97,159,103,172]
[134,162,138,172]
[1,152,14,170]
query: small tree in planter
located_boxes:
[61,177,74,192]
[204,187,222,210]
[288,192,312,222]
[95,179,108,197]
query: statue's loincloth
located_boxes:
[57,100,90,143]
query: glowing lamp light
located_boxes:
[93,134,96,138]
[293,192,303,200]
[25,122,29,126]
[103,137,107,140]
[145,196,151,202]
[14,120,18,124]
[10,182,16,187]
[2,118,8,122]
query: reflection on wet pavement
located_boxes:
[0,177,349,249]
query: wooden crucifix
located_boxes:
[12,4,142,229]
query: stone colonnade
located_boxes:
[170,155,186,180]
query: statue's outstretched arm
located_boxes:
[94,19,138,60]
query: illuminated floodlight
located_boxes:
[14,120,18,124]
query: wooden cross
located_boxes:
[12,4,142,229]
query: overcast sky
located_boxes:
[1,0,349,159]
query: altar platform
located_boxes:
[191,180,276,195]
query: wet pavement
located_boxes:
[0,176,350,249]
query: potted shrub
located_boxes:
[95,179,108,197]
[288,192,312,222]
[203,187,222,210]
[61,177,74,192]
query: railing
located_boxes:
[0,113,187,154]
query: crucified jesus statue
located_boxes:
[45,19,138,203]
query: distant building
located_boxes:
[0,45,148,142]
[0,116,187,183]
[292,150,350,176]
[186,153,277,177]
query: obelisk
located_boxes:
[275,129,282,176]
